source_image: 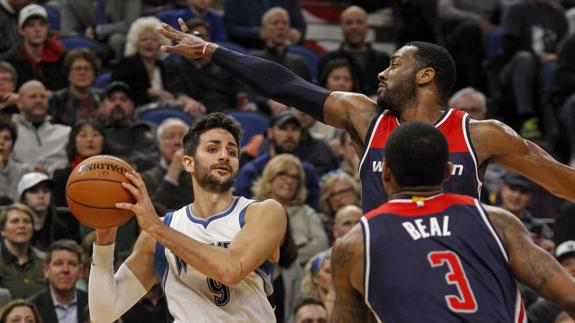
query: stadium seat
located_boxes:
[153,9,181,26]
[45,5,60,31]
[60,36,99,51]
[139,108,194,126]
[216,42,248,54]
[93,72,111,89]
[287,45,319,82]
[226,111,270,147]
[485,27,503,57]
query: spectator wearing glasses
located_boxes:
[253,154,328,266]
[48,49,102,127]
[319,171,361,231]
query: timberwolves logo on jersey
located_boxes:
[174,241,231,277]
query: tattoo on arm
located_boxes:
[516,236,562,290]
[345,116,366,152]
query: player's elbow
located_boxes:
[215,262,244,286]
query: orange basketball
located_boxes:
[66,155,135,228]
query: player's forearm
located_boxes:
[149,223,244,286]
[89,244,147,323]
[211,46,330,122]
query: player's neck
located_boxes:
[398,95,446,124]
[191,191,234,219]
[389,187,443,200]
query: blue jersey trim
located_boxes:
[238,201,256,228]
[186,197,240,229]
[154,212,174,289]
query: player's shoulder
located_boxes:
[469,118,515,135]
[246,198,285,215]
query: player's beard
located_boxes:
[194,161,236,193]
[377,70,417,115]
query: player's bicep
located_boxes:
[228,200,287,274]
[331,225,377,322]
[487,207,575,303]
[125,231,158,290]
[324,92,377,146]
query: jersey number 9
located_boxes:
[207,277,230,306]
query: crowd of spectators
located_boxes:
[1,0,575,322]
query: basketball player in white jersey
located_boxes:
[88,112,287,322]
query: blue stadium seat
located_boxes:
[153,9,181,27]
[93,72,111,89]
[45,5,60,31]
[542,60,555,91]
[216,42,247,54]
[227,111,270,147]
[139,108,194,126]
[485,27,503,57]
[60,36,99,51]
[288,45,319,82]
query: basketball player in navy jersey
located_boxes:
[88,113,287,322]
[330,122,575,322]
[157,22,575,213]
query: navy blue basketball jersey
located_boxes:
[361,194,525,323]
[359,109,482,213]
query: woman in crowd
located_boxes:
[111,16,174,107]
[0,299,43,323]
[299,250,333,312]
[319,170,361,227]
[253,154,328,265]
[52,118,106,208]
[48,48,102,126]
[0,204,46,299]
[0,118,31,203]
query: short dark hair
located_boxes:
[187,18,212,38]
[293,298,326,315]
[319,58,358,91]
[46,239,82,264]
[385,121,448,187]
[0,116,17,143]
[183,112,242,156]
[63,47,101,76]
[65,118,107,161]
[404,41,456,102]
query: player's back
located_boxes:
[154,196,275,323]
[359,108,481,213]
[361,193,525,323]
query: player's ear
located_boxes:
[416,67,435,86]
[444,162,453,182]
[182,155,194,173]
[382,161,391,183]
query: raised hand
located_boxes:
[116,170,162,232]
[155,18,219,59]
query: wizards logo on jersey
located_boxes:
[174,241,231,276]
[359,109,482,213]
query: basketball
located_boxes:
[66,155,135,228]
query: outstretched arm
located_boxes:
[486,205,575,317]
[331,224,379,322]
[156,22,377,149]
[471,119,575,202]
[117,170,287,286]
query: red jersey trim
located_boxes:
[365,193,477,219]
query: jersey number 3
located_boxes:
[428,251,478,313]
[207,277,230,306]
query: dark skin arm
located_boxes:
[155,22,378,154]
[471,119,575,202]
[331,224,379,323]
[486,205,575,316]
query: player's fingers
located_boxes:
[177,18,189,33]
[156,24,182,41]
[127,170,148,192]
[115,202,135,211]
[121,181,142,199]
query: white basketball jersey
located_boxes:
[154,196,276,322]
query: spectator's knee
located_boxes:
[513,50,536,66]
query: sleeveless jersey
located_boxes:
[361,193,525,323]
[359,108,481,213]
[154,196,275,323]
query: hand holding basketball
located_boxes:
[116,170,162,232]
